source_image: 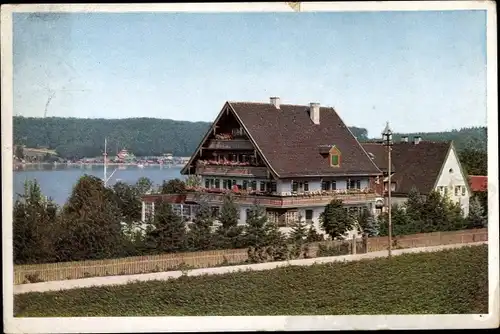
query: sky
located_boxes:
[13,10,487,137]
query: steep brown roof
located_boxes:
[363,141,451,195]
[228,102,381,177]
[361,142,395,173]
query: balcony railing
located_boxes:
[196,164,268,178]
[206,139,254,150]
[184,189,377,208]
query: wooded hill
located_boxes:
[13,116,487,159]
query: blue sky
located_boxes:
[13,10,487,137]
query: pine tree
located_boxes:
[55,175,126,261]
[405,187,425,228]
[186,203,215,251]
[135,177,154,195]
[113,181,141,223]
[244,204,270,262]
[144,200,187,253]
[306,225,324,242]
[215,194,244,248]
[289,215,308,244]
[320,199,354,240]
[13,180,57,264]
[264,220,289,261]
[357,209,379,237]
[466,196,487,229]
[244,204,268,247]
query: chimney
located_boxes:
[309,102,320,124]
[270,96,280,109]
[413,136,422,144]
[401,136,409,143]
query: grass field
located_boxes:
[14,244,488,317]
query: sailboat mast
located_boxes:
[104,137,107,187]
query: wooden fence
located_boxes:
[14,228,488,284]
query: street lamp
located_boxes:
[382,122,393,258]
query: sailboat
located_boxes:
[103,138,118,187]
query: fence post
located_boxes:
[352,234,357,255]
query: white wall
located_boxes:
[435,146,470,216]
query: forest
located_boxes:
[13,116,487,159]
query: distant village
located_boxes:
[13,146,190,168]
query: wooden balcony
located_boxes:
[184,191,378,208]
[205,139,254,150]
[196,164,268,178]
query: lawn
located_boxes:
[14,244,488,316]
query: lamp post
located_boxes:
[382,122,393,258]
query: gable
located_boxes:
[434,143,470,195]
[180,103,277,177]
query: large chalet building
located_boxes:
[142,97,385,235]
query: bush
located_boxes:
[14,245,488,317]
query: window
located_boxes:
[214,179,220,188]
[331,180,337,190]
[305,209,313,222]
[304,181,309,191]
[438,186,444,194]
[462,186,466,196]
[322,180,330,191]
[270,182,277,193]
[444,187,448,195]
[347,179,361,190]
[242,180,248,190]
[455,186,460,196]
[330,154,340,167]
[205,179,210,188]
[223,179,228,189]
[260,181,266,191]
[251,181,257,190]
[292,181,298,192]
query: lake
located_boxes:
[13,164,183,206]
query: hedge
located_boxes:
[14,244,488,317]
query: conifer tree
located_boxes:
[466,196,487,229]
[320,199,354,240]
[215,194,244,248]
[144,200,187,253]
[13,180,57,264]
[186,203,215,251]
[55,175,125,261]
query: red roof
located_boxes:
[468,175,487,192]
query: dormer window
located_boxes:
[329,145,341,168]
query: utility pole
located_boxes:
[382,122,393,258]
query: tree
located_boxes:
[55,175,126,261]
[219,194,239,230]
[263,220,289,261]
[244,204,269,247]
[160,178,186,194]
[113,181,141,223]
[320,199,354,240]
[357,209,379,237]
[186,203,215,251]
[144,200,187,253]
[404,187,425,227]
[306,225,324,242]
[466,196,487,229]
[459,148,487,176]
[289,215,308,243]
[15,145,24,159]
[135,177,153,195]
[13,180,58,264]
[213,194,244,249]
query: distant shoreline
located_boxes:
[14,162,186,169]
